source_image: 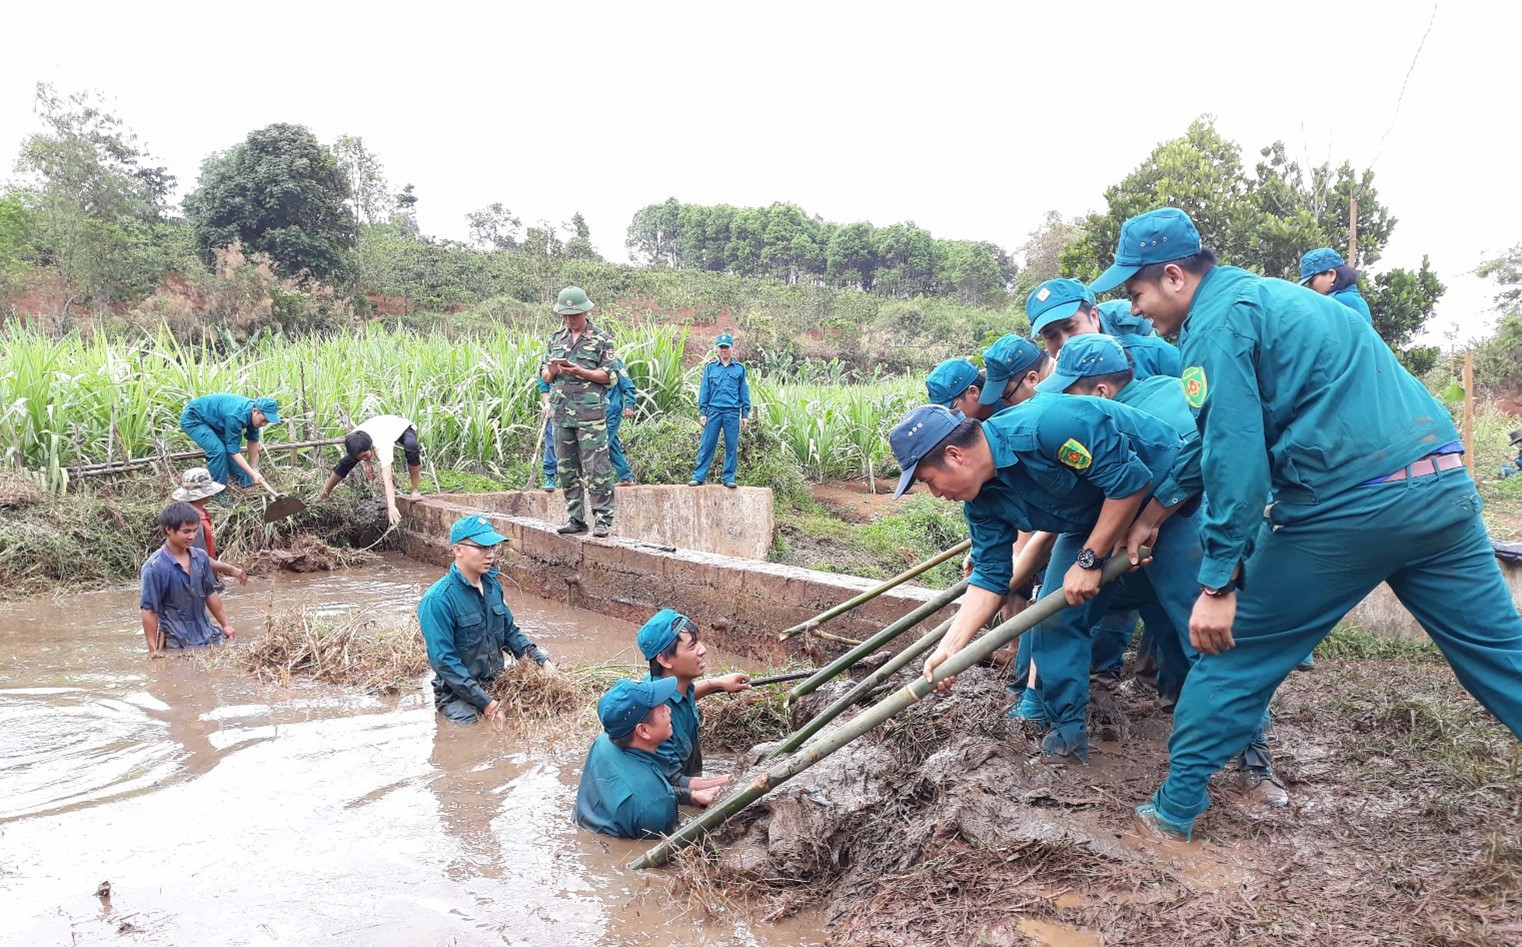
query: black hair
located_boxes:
[914,417,984,474]
[1330,264,1361,294]
[1133,248,1218,285]
[344,430,375,459]
[1070,368,1135,394]
[159,501,200,534]
[648,623,701,678]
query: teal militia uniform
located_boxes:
[543,321,617,529]
[536,377,556,488]
[180,393,266,487]
[418,564,550,722]
[1330,284,1373,325]
[1151,264,1522,827]
[646,673,702,803]
[607,359,638,483]
[692,357,751,486]
[572,733,677,839]
[1116,333,1181,380]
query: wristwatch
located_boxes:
[1075,548,1108,570]
[1200,585,1235,598]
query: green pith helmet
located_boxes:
[553,286,594,315]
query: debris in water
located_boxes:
[248,534,378,574]
[95,880,111,898]
[485,659,629,733]
[701,683,794,751]
[240,608,429,693]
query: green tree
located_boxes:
[0,193,32,293]
[466,202,521,251]
[332,134,391,231]
[826,221,876,290]
[563,211,601,261]
[184,123,355,281]
[626,197,681,266]
[393,184,420,238]
[1471,244,1522,390]
[1014,210,1085,301]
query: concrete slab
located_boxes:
[1346,557,1522,641]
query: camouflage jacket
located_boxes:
[543,321,615,425]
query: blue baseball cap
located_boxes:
[1026,279,1096,335]
[449,514,508,546]
[888,404,963,499]
[1096,299,1154,337]
[1037,334,1131,393]
[1089,208,1202,294]
[597,677,680,740]
[253,396,281,424]
[1298,247,1344,284]
[925,359,981,407]
[979,335,1043,406]
[636,608,698,659]
[716,333,734,347]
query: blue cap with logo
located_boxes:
[597,677,680,740]
[889,404,964,498]
[1089,208,1202,294]
[1096,299,1154,337]
[979,335,1043,406]
[253,396,282,425]
[1026,279,1096,336]
[716,333,734,347]
[1037,334,1131,393]
[636,608,697,659]
[449,514,508,546]
[925,359,981,407]
[1298,247,1344,284]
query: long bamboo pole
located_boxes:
[787,579,968,703]
[67,437,346,477]
[776,539,971,642]
[630,550,1144,870]
[769,615,954,759]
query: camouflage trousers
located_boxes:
[555,419,615,528]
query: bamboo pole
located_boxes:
[787,579,969,703]
[769,615,954,759]
[630,550,1144,870]
[1463,351,1475,477]
[1348,195,1359,266]
[67,437,346,477]
[746,669,817,688]
[777,540,970,642]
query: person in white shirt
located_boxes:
[317,415,422,525]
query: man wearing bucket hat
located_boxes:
[418,515,554,724]
[1298,246,1373,326]
[688,333,751,488]
[889,396,1191,765]
[1027,278,1181,380]
[573,677,681,839]
[1091,207,1522,839]
[925,358,994,420]
[637,609,749,807]
[171,468,248,587]
[540,286,617,537]
[179,393,282,493]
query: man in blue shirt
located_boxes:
[140,502,237,653]
[536,376,558,491]
[1092,208,1522,839]
[418,515,555,724]
[573,677,681,840]
[637,609,750,807]
[1299,247,1374,326]
[688,333,751,489]
[608,357,639,486]
[1028,278,1181,380]
[180,393,282,491]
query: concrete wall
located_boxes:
[398,495,953,663]
[1346,558,1522,641]
[439,485,774,561]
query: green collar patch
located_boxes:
[1058,438,1093,470]
[1182,365,1208,409]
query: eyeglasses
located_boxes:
[1001,375,1028,406]
[457,540,500,552]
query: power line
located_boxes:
[1370,2,1440,169]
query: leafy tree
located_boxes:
[0,193,32,292]
[563,211,601,261]
[1471,244,1522,390]
[393,184,420,237]
[1014,210,1084,300]
[183,123,354,281]
[625,197,681,266]
[466,202,521,251]
[826,221,876,290]
[332,135,391,231]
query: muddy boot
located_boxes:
[1040,729,1088,766]
[1005,687,1046,723]
[1233,754,1289,808]
[592,524,610,538]
[556,520,588,535]
[1134,802,1194,841]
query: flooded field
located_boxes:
[0,555,826,946]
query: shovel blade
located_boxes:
[263,494,306,523]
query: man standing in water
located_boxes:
[419,515,556,724]
[140,501,237,654]
[179,393,282,492]
[540,287,617,536]
[573,677,681,839]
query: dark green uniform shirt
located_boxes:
[542,322,616,427]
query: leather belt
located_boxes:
[1375,451,1465,483]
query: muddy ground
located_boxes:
[673,650,1521,947]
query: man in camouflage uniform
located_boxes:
[540,286,617,537]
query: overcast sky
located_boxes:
[2,1,1511,344]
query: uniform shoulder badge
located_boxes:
[1058,438,1092,470]
[1182,366,1208,409]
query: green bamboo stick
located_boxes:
[769,615,954,759]
[630,550,1145,870]
[787,579,968,704]
[775,539,971,642]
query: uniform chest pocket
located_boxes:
[456,611,487,649]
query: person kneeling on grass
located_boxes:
[573,677,681,840]
[637,608,750,807]
[317,414,423,526]
[418,515,555,724]
[140,501,238,655]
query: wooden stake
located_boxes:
[1463,351,1475,476]
[1348,195,1359,266]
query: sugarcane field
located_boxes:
[4,6,1522,946]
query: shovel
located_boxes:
[263,494,307,523]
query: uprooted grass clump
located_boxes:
[241,608,430,694]
[701,684,794,751]
[247,533,380,574]
[484,659,631,733]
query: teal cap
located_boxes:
[716,333,734,347]
[597,677,680,740]
[1298,247,1344,284]
[253,396,281,424]
[1096,299,1154,337]
[979,335,1042,406]
[449,514,507,546]
[1037,334,1131,393]
[1027,279,1096,335]
[1089,208,1202,294]
[636,608,697,659]
[925,359,980,407]
[888,404,963,499]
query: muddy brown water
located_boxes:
[0,554,828,946]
